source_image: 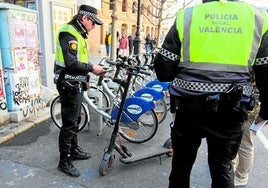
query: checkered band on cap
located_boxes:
[159,48,179,61]
[172,78,253,96]
[79,10,96,18]
[255,57,268,65]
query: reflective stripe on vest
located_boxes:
[176,2,265,73]
[55,24,89,67]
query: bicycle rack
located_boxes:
[88,86,104,136]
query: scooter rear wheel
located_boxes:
[99,152,115,176]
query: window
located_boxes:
[109,0,115,10]
[122,0,127,12]
[26,1,36,10]
[141,3,145,15]
[132,2,137,14]
[147,5,150,17]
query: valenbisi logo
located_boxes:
[152,84,163,91]
[141,93,153,101]
[127,105,142,114]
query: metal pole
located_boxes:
[111,0,117,60]
[133,0,141,55]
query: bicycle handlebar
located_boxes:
[138,69,151,76]
[105,57,152,77]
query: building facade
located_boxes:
[0,0,160,124]
[0,0,159,89]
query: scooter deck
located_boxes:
[119,146,170,164]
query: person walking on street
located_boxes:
[116,31,120,58]
[53,4,105,177]
[233,101,267,187]
[128,34,133,56]
[233,119,256,187]
[104,31,111,56]
[118,33,128,57]
[153,0,268,188]
[145,34,152,53]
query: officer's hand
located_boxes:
[92,64,106,76]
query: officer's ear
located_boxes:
[81,14,88,22]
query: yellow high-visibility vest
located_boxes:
[176,1,268,73]
[55,24,89,67]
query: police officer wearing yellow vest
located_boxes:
[153,0,268,187]
[54,5,105,177]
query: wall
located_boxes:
[37,0,77,90]
[0,3,44,122]
[0,50,9,125]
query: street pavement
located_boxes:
[0,55,267,187]
[0,107,268,188]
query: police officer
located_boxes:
[153,0,268,188]
[54,5,105,177]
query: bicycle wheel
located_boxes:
[87,86,110,112]
[50,96,89,132]
[154,98,168,124]
[119,109,158,143]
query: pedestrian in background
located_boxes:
[128,34,133,56]
[118,33,128,57]
[233,120,256,186]
[233,99,268,187]
[104,31,111,56]
[151,37,157,51]
[54,4,105,177]
[145,33,152,52]
[116,31,120,58]
[153,0,268,187]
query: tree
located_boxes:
[141,0,196,47]
[101,0,196,58]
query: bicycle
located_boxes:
[50,60,159,144]
[99,56,169,124]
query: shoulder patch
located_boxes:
[68,40,78,51]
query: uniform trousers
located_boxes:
[57,83,83,154]
[169,98,244,188]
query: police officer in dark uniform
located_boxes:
[153,0,268,187]
[54,5,105,177]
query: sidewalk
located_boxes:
[0,86,56,145]
[0,106,51,145]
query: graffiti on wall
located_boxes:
[12,74,30,107]
[0,68,7,115]
[0,98,7,111]
[21,95,44,118]
[10,70,42,113]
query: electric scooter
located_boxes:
[99,61,172,176]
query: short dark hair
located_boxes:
[73,14,83,21]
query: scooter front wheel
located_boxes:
[99,152,115,176]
